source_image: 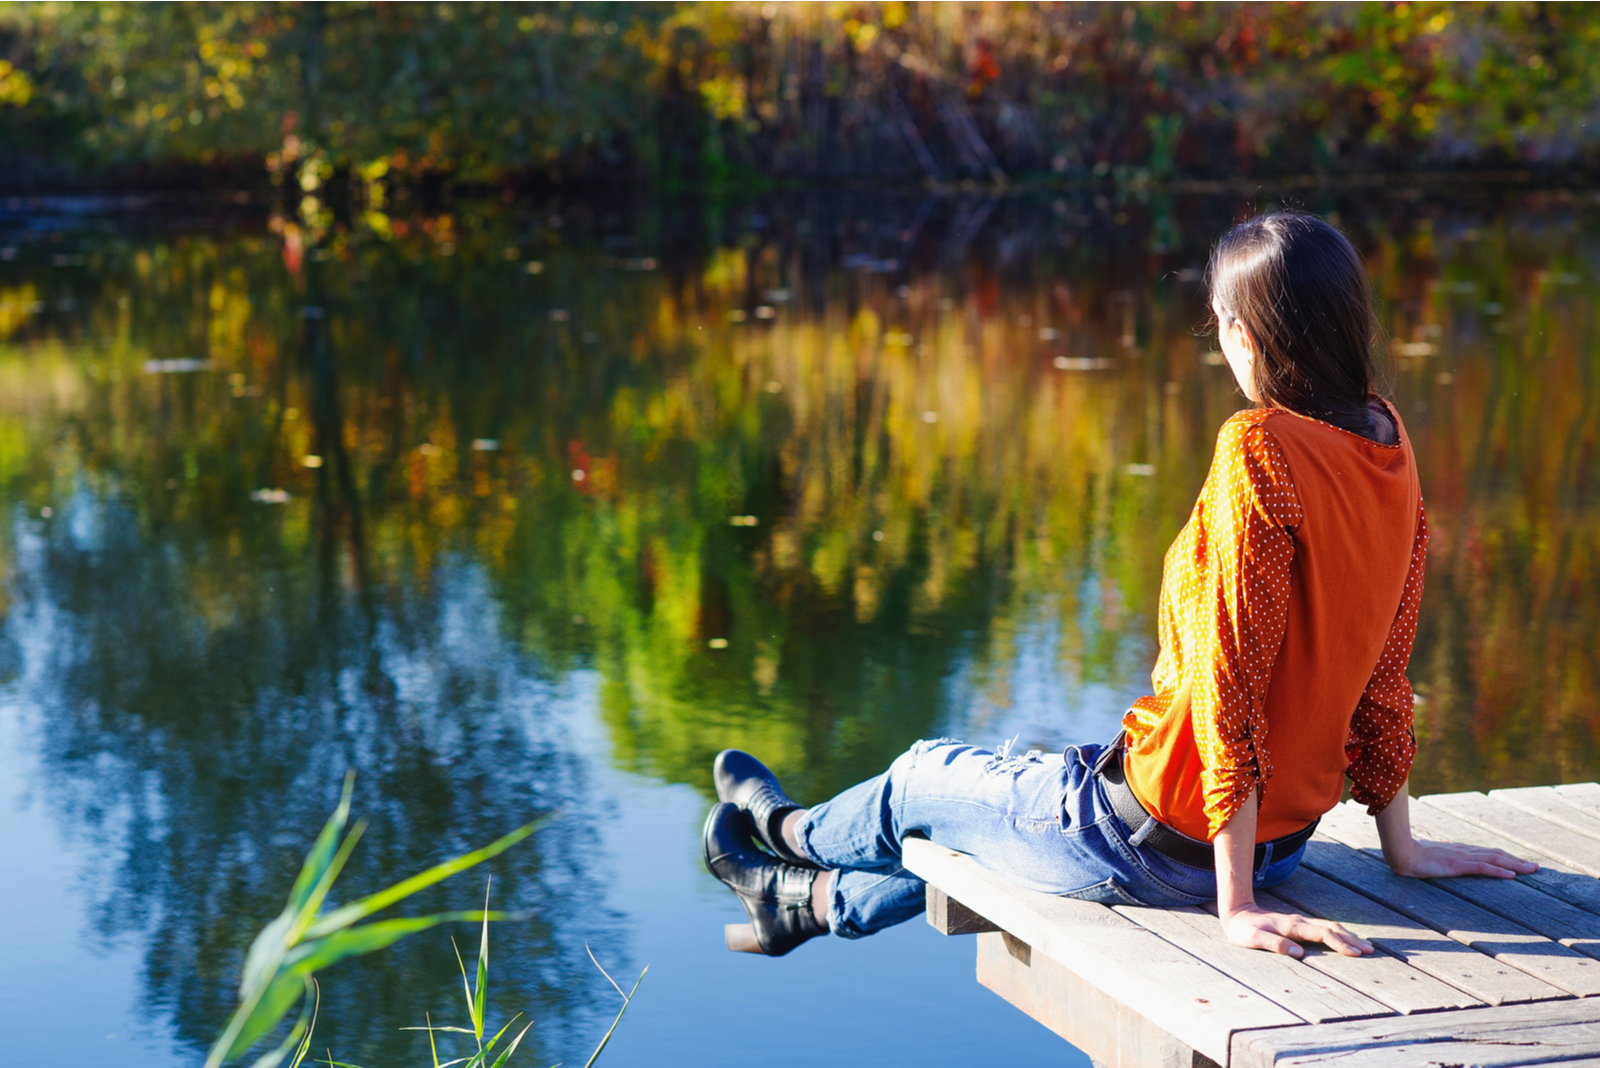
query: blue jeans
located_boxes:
[794,739,1307,939]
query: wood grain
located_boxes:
[1267,865,1554,1005]
[1112,903,1394,1024]
[1422,792,1600,876]
[1316,801,1600,960]
[901,837,1301,1063]
[1232,997,1600,1067]
[1301,837,1600,996]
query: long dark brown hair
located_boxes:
[1207,212,1389,436]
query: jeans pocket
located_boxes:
[1058,876,1140,906]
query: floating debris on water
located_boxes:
[250,489,291,504]
[1125,463,1156,476]
[707,638,729,649]
[729,515,759,527]
[472,439,499,451]
[1054,357,1114,370]
[143,358,213,374]
[302,455,323,468]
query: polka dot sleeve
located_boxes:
[1346,499,1426,813]
[1190,417,1301,836]
[1124,411,1302,838]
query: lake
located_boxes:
[1,187,1596,1066]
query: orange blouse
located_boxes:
[1121,404,1424,842]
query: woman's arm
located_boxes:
[1374,780,1538,878]
[1216,786,1373,957]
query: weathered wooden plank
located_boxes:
[1301,837,1600,996]
[1404,798,1600,917]
[1267,866,1548,1006]
[1494,785,1600,844]
[925,885,1000,935]
[975,932,1221,1068]
[1251,887,1481,1016]
[1317,801,1600,960]
[1231,997,1600,1068]
[901,837,1302,1063]
[1112,902,1395,1024]
[1423,792,1600,877]
[1551,782,1600,816]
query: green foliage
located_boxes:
[4,3,1600,187]
[207,773,542,1068]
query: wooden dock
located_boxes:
[905,784,1600,1067]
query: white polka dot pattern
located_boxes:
[1347,502,1425,814]
[1122,408,1422,836]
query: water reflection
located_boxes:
[0,192,1597,1062]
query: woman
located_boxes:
[703,212,1536,959]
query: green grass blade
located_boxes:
[474,880,491,1040]
[284,914,479,977]
[475,1014,522,1058]
[286,773,355,914]
[581,957,647,1068]
[239,976,317,1068]
[304,820,544,939]
[400,1026,478,1036]
[221,971,312,1064]
[451,937,478,1043]
[286,979,321,1068]
[288,820,368,945]
[486,1020,535,1068]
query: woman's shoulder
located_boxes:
[1215,407,1279,454]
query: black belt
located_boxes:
[1092,736,1317,873]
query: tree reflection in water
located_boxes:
[0,192,1596,1061]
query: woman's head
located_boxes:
[1207,212,1385,431]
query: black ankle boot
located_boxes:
[713,749,817,868]
[702,802,829,957]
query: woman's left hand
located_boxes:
[1387,837,1539,879]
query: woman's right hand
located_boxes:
[1222,902,1374,958]
[1385,837,1538,879]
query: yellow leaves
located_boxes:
[843,18,879,53]
[881,2,909,31]
[0,285,41,339]
[0,60,32,107]
[1426,11,1452,34]
[698,74,747,121]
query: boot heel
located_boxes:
[724,923,762,953]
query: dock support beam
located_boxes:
[927,885,1218,1068]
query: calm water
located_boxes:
[0,190,1597,1066]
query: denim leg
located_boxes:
[827,867,927,940]
[797,738,1215,936]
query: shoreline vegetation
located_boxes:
[2,3,1599,201]
[208,776,644,1068]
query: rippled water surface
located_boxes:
[1,191,1597,1066]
